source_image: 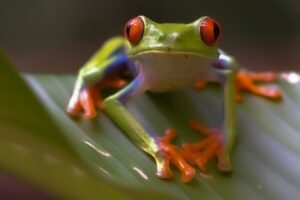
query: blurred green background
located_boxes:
[1,0,300,73]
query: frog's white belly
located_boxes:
[132,52,218,92]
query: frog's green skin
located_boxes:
[68,16,239,177]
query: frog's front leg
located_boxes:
[211,63,237,171]
[194,54,282,101]
[183,60,237,172]
[103,75,195,183]
[194,70,282,101]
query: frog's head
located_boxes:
[124,15,221,58]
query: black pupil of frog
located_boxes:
[213,22,220,41]
[126,24,131,37]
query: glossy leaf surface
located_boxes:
[1,53,300,199]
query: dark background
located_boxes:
[1,0,300,73]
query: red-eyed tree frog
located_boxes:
[66,16,282,183]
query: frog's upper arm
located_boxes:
[68,36,128,110]
[80,36,128,84]
[84,36,126,70]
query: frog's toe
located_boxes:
[236,69,282,100]
[181,167,196,183]
[156,159,195,183]
[183,120,225,172]
[246,71,278,82]
[66,99,81,117]
[156,128,196,183]
[182,136,222,172]
[83,110,97,119]
[78,86,98,119]
[193,80,208,91]
[156,161,173,179]
[255,86,282,99]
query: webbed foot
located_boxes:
[67,77,127,119]
[193,69,282,101]
[236,69,282,101]
[182,120,231,173]
[156,128,196,183]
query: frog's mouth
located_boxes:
[127,50,217,59]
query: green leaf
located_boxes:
[1,52,300,199]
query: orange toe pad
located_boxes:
[157,129,196,183]
[236,70,282,100]
[182,120,223,172]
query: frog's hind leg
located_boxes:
[236,69,282,100]
[67,37,128,119]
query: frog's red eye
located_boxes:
[124,16,144,45]
[200,17,222,46]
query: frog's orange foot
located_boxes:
[67,77,127,119]
[156,128,196,183]
[236,70,282,101]
[182,120,231,172]
[193,80,208,91]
